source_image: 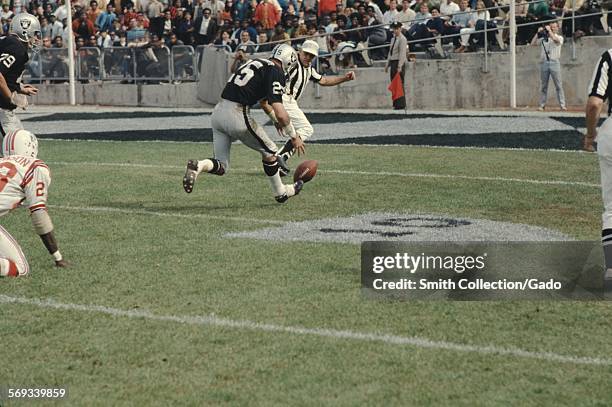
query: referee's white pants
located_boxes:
[0,109,23,137]
[0,225,29,277]
[598,117,612,230]
[283,95,313,141]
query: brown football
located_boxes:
[293,160,318,183]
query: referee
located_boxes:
[584,48,612,288]
[275,40,355,173]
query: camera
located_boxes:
[537,26,550,40]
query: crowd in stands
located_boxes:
[3,0,610,78]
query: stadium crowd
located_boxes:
[4,0,611,77]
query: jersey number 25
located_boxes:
[0,53,15,69]
[228,60,264,87]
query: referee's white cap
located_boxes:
[301,40,319,56]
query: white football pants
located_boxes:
[0,225,29,277]
[598,117,612,230]
[282,95,314,141]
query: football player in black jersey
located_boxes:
[0,13,41,138]
[183,44,306,203]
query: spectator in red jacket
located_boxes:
[253,0,280,31]
[318,0,336,17]
[73,12,96,39]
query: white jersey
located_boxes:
[0,155,50,217]
[285,61,322,101]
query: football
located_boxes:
[293,160,318,183]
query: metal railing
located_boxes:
[22,2,610,83]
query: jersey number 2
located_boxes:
[0,162,17,192]
[0,53,15,69]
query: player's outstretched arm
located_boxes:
[319,71,355,86]
[31,210,69,267]
[271,101,305,156]
[0,72,16,109]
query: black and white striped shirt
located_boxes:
[589,49,612,102]
[286,62,322,100]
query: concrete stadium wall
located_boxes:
[29,36,611,109]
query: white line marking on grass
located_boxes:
[48,205,285,225]
[49,161,601,189]
[1,294,610,366]
[325,170,601,188]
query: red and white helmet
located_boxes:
[2,129,38,158]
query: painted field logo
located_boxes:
[226,212,571,244]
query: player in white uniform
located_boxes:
[585,48,612,288]
[273,40,356,175]
[0,129,68,277]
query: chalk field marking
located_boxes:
[0,294,609,366]
[48,205,285,225]
[49,161,600,189]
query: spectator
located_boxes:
[514,0,530,44]
[319,0,336,16]
[449,0,473,48]
[270,23,290,44]
[366,0,384,22]
[98,29,113,47]
[236,29,256,52]
[40,17,51,39]
[49,15,64,40]
[230,47,248,72]
[73,12,96,39]
[232,0,251,21]
[194,7,217,44]
[54,0,69,23]
[162,10,176,36]
[254,0,280,32]
[398,0,416,28]
[415,2,432,22]
[147,0,164,18]
[531,20,566,110]
[87,1,102,26]
[0,4,13,21]
[383,0,400,24]
[237,18,257,41]
[256,31,273,52]
[177,11,195,44]
[202,0,225,19]
[96,4,117,32]
[440,0,459,18]
[213,29,235,50]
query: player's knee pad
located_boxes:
[262,159,280,176]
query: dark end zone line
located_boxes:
[22,111,210,122]
[311,130,586,150]
[36,129,588,150]
[38,128,213,141]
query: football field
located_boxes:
[1,108,611,406]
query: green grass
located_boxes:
[1,140,610,406]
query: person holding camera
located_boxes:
[531,21,566,111]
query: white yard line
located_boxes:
[48,205,285,225]
[0,294,609,366]
[48,161,600,189]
